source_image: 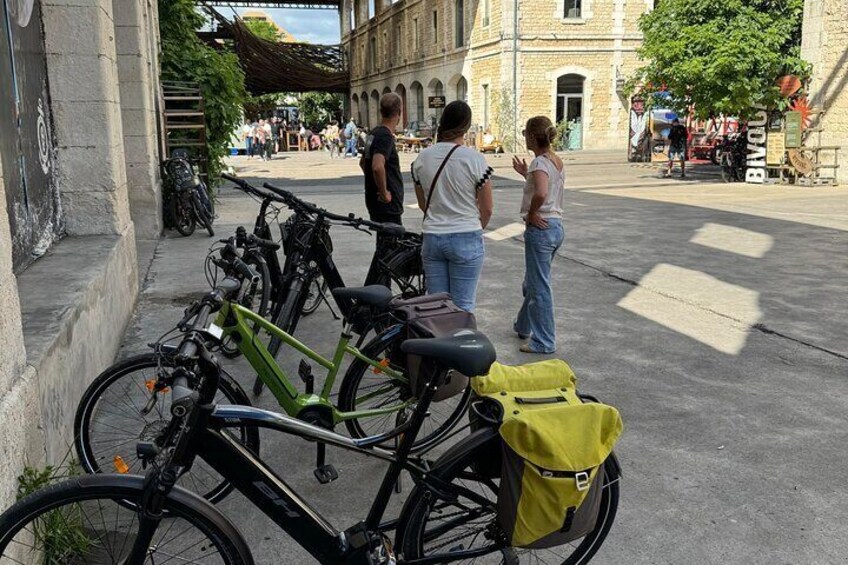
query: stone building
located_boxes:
[341,0,653,150]
[0,0,162,505]
[801,0,847,185]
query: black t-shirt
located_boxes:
[668,125,688,148]
[361,126,404,218]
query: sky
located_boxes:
[234,7,341,45]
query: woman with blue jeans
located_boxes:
[512,116,566,353]
[412,101,494,312]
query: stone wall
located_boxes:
[0,0,154,507]
[116,0,163,239]
[343,0,650,149]
[801,0,848,185]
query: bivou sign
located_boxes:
[746,105,768,184]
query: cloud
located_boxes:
[235,8,340,45]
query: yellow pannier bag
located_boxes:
[471,361,623,549]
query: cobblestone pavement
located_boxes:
[125,149,847,564]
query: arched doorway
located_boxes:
[395,84,408,127]
[429,78,445,124]
[361,91,370,128]
[351,93,360,126]
[456,76,468,102]
[370,89,380,128]
[556,74,584,149]
[410,81,424,123]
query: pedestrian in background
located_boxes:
[512,116,565,353]
[242,122,253,158]
[666,117,688,178]
[344,117,358,157]
[412,100,494,313]
[263,119,273,161]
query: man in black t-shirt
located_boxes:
[361,93,404,225]
[361,93,404,285]
[666,118,689,178]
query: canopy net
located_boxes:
[208,9,349,94]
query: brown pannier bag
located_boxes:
[391,293,476,401]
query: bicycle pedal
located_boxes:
[314,464,339,484]
[299,359,315,394]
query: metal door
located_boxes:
[1,0,61,273]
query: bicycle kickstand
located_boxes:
[314,442,339,485]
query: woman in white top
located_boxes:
[512,116,565,353]
[412,101,494,312]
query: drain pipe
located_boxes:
[513,0,519,150]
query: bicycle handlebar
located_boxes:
[262,182,406,236]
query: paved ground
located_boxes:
[126,149,848,564]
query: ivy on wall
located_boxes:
[158,0,247,183]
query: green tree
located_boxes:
[159,0,247,184]
[299,92,343,127]
[633,0,809,118]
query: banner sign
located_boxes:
[784,111,802,148]
[745,105,767,184]
[428,96,445,109]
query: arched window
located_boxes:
[351,93,360,125]
[456,76,468,102]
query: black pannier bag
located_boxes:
[390,293,476,401]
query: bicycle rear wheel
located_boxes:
[338,326,470,452]
[397,431,620,564]
[74,354,260,505]
[222,253,271,359]
[0,475,252,564]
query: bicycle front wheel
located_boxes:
[338,325,470,452]
[74,354,260,505]
[397,430,620,564]
[0,474,252,564]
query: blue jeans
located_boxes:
[515,219,564,353]
[345,138,357,156]
[422,231,485,313]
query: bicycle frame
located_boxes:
[214,300,410,426]
[195,403,501,565]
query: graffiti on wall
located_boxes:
[1,0,62,273]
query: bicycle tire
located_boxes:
[382,245,425,299]
[397,429,620,565]
[194,191,215,237]
[222,253,272,359]
[0,474,253,564]
[720,153,735,183]
[74,353,260,505]
[338,326,470,451]
[253,271,312,396]
[301,272,328,316]
[171,192,196,236]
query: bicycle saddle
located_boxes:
[332,285,394,308]
[402,329,496,377]
[378,223,406,237]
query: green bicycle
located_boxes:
[74,242,470,504]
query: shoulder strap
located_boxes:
[423,145,462,219]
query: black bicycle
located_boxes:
[719,132,748,183]
[163,154,215,237]
[1,275,620,564]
